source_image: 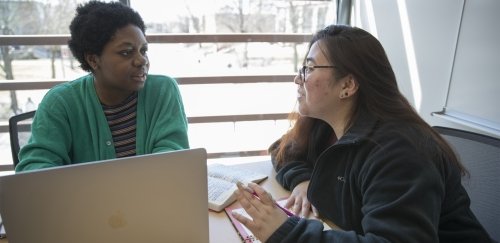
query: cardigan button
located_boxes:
[106,141,112,146]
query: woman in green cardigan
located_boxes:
[16,1,189,172]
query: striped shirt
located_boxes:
[102,92,138,158]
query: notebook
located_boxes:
[225,198,291,243]
[225,197,333,243]
[0,148,209,243]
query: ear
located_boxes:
[339,75,359,99]
[84,53,99,71]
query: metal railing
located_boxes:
[0,74,294,133]
[0,33,312,45]
[0,33,311,169]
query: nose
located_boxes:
[133,54,148,67]
[294,73,303,85]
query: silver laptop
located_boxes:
[0,148,209,243]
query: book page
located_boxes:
[207,176,237,211]
[208,164,268,184]
[207,164,269,212]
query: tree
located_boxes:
[217,0,275,67]
[39,0,77,79]
[0,0,76,116]
[0,0,41,115]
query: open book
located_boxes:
[207,163,268,212]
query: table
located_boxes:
[0,160,289,243]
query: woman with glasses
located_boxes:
[233,25,492,242]
[16,1,189,171]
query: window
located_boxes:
[0,0,337,169]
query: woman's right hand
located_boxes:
[284,180,318,217]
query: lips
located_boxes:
[131,72,147,82]
[297,90,305,99]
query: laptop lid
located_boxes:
[0,148,209,243]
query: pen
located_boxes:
[250,191,295,217]
[237,181,295,217]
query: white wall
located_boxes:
[353,0,499,138]
[443,0,500,136]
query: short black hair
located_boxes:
[68,1,146,72]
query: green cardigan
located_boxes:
[16,74,189,172]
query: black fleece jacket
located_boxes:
[268,113,492,243]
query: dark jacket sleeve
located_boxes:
[275,162,313,191]
[267,217,361,243]
[269,138,312,191]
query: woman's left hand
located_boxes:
[232,182,289,242]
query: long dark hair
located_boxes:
[272,25,466,175]
[270,114,333,168]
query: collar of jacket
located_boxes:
[335,109,379,146]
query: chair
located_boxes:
[433,126,500,242]
[8,110,36,167]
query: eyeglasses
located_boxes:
[298,65,336,82]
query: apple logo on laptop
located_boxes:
[108,210,128,229]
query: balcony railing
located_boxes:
[0,33,311,170]
[0,33,312,45]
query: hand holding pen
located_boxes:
[232,182,293,243]
[236,181,295,216]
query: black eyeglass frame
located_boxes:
[298,65,336,81]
